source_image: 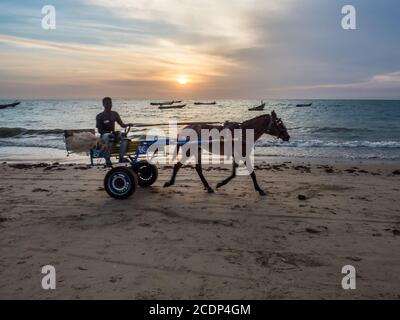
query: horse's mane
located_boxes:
[242,114,270,125]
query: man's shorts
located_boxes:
[101,132,128,145]
[101,133,115,145]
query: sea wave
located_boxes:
[0,127,64,138]
[256,139,400,149]
[310,127,373,133]
[0,126,145,138]
[0,139,65,150]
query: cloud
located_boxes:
[0,34,106,54]
[1,0,400,99]
[371,71,400,84]
[84,0,292,51]
[286,71,400,91]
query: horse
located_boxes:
[163,111,290,196]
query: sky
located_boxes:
[0,0,399,99]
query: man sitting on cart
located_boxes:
[96,97,133,166]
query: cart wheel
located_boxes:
[104,167,138,199]
[132,161,159,188]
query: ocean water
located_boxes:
[0,99,400,161]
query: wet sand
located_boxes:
[0,160,399,299]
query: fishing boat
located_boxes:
[150,101,174,106]
[296,102,313,107]
[0,101,20,109]
[194,101,216,105]
[249,101,266,111]
[151,100,182,106]
[159,104,186,110]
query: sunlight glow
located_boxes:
[177,77,189,85]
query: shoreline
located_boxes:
[1,154,399,167]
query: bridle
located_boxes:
[249,114,275,137]
[265,115,286,139]
[237,114,286,139]
[265,116,275,134]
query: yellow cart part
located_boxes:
[109,140,142,156]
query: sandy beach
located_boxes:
[0,159,399,299]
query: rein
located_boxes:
[242,114,275,137]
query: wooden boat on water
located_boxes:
[296,102,313,107]
[194,101,216,105]
[151,100,182,106]
[150,101,174,106]
[249,101,266,111]
[159,104,186,110]
[0,101,20,109]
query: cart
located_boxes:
[64,126,174,200]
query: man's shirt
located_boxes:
[96,111,124,135]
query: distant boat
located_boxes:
[0,101,20,109]
[249,101,266,111]
[151,101,173,106]
[194,101,216,105]
[296,103,313,107]
[159,104,186,110]
[151,100,182,106]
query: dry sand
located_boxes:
[0,160,399,299]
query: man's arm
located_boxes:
[96,114,105,135]
[115,112,127,128]
[116,112,133,128]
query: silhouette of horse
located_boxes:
[164,111,290,195]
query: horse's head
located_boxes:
[268,111,290,142]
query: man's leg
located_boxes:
[119,138,129,162]
[101,133,114,167]
[117,132,129,163]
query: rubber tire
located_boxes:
[132,161,159,188]
[104,167,138,199]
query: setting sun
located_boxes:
[177,77,189,85]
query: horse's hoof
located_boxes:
[207,188,215,194]
[164,182,172,188]
[259,190,267,196]
[216,183,223,189]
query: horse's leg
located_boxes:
[216,160,238,189]
[243,160,266,196]
[164,144,183,188]
[249,169,266,196]
[164,162,183,188]
[194,147,214,193]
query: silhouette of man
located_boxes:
[96,97,132,166]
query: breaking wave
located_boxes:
[0,127,64,138]
[310,127,373,133]
[256,139,400,149]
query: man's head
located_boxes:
[102,97,112,112]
